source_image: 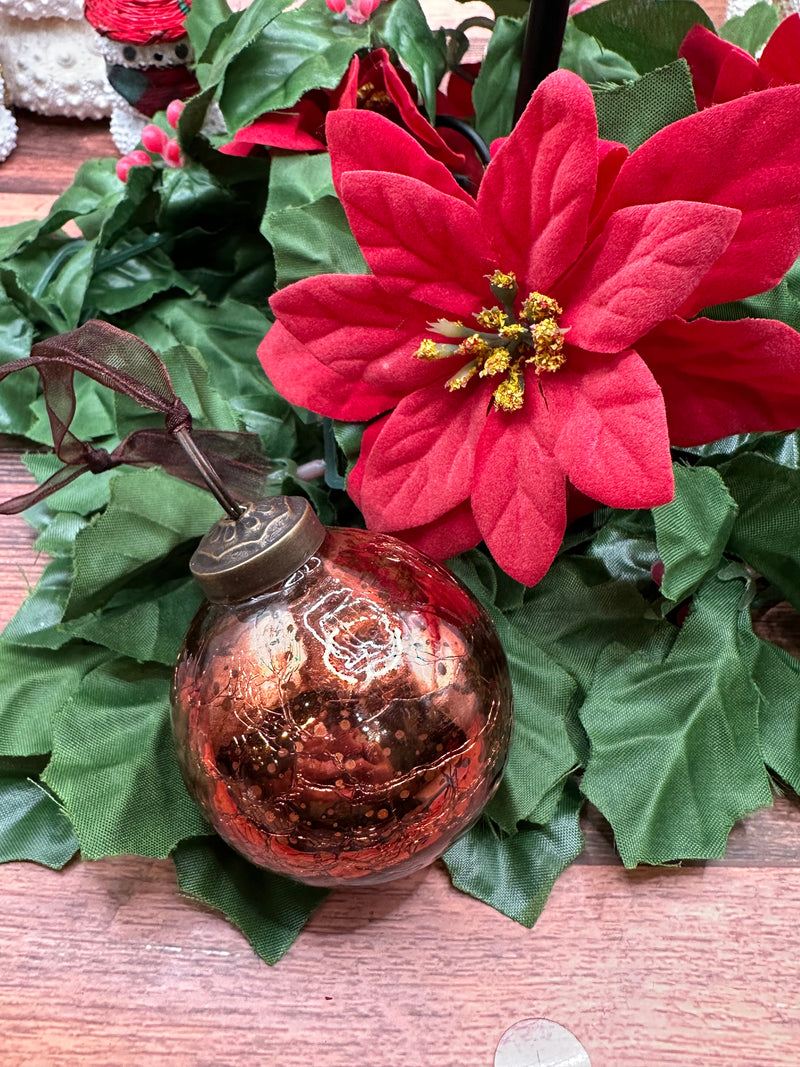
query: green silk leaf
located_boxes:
[559,20,638,87]
[63,578,204,667]
[369,0,447,119]
[173,836,329,964]
[719,1,779,55]
[0,283,35,437]
[266,153,337,214]
[0,557,74,650]
[85,231,193,316]
[722,454,800,611]
[448,554,580,829]
[584,508,659,586]
[184,0,232,62]
[0,775,79,869]
[579,577,773,866]
[593,59,697,150]
[653,464,738,604]
[42,658,211,859]
[443,784,584,927]
[203,0,288,90]
[473,16,525,144]
[573,0,714,74]
[219,0,370,134]
[264,197,367,290]
[0,642,112,757]
[64,469,223,620]
[509,555,673,702]
[748,634,800,793]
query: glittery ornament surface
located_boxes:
[172,528,513,887]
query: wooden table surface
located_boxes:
[9,4,800,1066]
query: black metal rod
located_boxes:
[513,0,570,125]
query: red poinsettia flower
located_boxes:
[220,48,465,174]
[259,70,800,585]
[680,14,800,108]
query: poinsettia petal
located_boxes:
[270,273,448,393]
[558,201,740,353]
[379,53,466,171]
[592,140,628,220]
[636,315,800,446]
[471,396,567,587]
[359,377,494,529]
[713,49,769,105]
[759,13,800,85]
[678,25,757,110]
[598,86,800,314]
[258,322,395,421]
[339,171,494,315]
[392,502,481,561]
[477,69,598,291]
[349,424,481,558]
[227,107,326,151]
[327,110,473,205]
[548,348,673,507]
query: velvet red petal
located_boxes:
[558,201,740,353]
[339,171,493,315]
[258,322,395,421]
[759,13,800,85]
[349,423,481,558]
[358,378,494,530]
[391,501,481,561]
[712,49,769,104]
[226,107,326,152]
[477,69,598,291]
[471,398,567,587]
[548,349,673,508]
[591,141,628,222]
[270,273,445,393]
[678,25,755,110]
[326,110,473,205]
[636,315,800,446]
[379,53,466,172]
[599,86,800,314]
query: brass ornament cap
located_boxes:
[190,496,326,605]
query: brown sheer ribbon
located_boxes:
[0,319,273,517]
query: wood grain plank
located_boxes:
[0,111,116,196]
[1,857,799,1067]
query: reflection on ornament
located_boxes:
[172,503,513,887]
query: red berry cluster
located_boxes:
[116,99,184,182]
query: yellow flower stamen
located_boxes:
[499,322,526,340]
[487,270,517,293]
[475,306,508,330]
[479,348,511,377]
[521,292,563,324]
[493,370,524,412]
[414,270,566,414]
[527,318,566,373]
[446,361,479,391]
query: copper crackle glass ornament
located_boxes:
[172,496,513,887]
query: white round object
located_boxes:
[0,14,114,118]
[495,1019,592,1067]
[0,0,83,21]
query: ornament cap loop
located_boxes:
[189,496,326,605]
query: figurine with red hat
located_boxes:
[84,0,200,151]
